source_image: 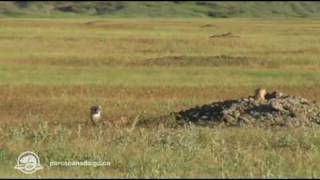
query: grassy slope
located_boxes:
[1,18,320,178]
[1,1,320,18]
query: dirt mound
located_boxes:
[174,90,320,127]
[144,55,252,66]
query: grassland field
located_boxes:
[1,17,320,178]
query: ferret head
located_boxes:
[90,105,102,114]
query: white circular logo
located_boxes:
[14,151,43,174]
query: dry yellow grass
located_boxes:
[1,18,320,178]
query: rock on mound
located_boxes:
[175,91,320,127]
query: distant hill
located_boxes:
[1,1,320,18]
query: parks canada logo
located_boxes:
[14,151,43,174]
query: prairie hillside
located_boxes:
[1,6,320,178]
[1,1,320,18]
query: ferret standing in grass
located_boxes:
[90,105,102,125]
